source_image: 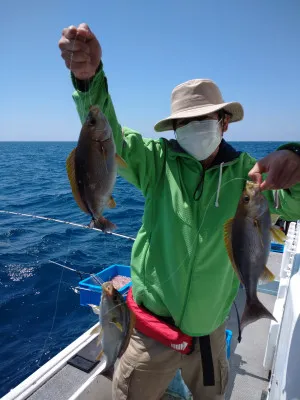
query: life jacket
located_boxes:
[126,287,217,386]
[126,287,194,355]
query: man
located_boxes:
[59,23,300,400]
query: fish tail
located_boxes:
[91,217,116,233]
[101,365,115,381]
[241,296,276,330]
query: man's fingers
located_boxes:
[77,22,90,31]
[248,160,266,177]
[248,159,269,187]
[61,24,93,44]
[59,39,90,53]
[61,50,91,63]
[69,40,90,53]
[62,25,78,40]
[248,164,263,185]
[77,23,95,40]
[249,172,262,185]
[260,168,285,191]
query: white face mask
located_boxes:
[176,120,222,161]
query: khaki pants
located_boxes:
[112,322,229,400]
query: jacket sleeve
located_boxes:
[244,148,300,222]
[71,63,165,196]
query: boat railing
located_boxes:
[264,221,300,399]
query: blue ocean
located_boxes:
[0,141,285,397]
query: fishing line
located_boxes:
[37,265,64,367]
[100,291,131,319]
[70,30,95,122]
[36,232,74,367]
[70,31,88,120]
[0,210,136,241]
[83,34,94,108]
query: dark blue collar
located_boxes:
[210,139,241,167]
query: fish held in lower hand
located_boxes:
[89,282,135,376]
[224,181,286,330]
[66,105,127,232]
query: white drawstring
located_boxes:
[215,162,224,207]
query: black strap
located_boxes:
[233,300,242,343]
[199,335,215,386]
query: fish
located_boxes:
[89,282,135,377]
[224,181,286,330]
[66,105,127,232]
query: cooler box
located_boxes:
[79,264,131,306]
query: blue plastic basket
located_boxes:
[79,264,132,306]
[225,329,232,359]
[270,241,284,253]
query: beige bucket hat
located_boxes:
[154,79,244,132]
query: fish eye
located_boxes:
[113,293,119,302]
[243,195,250,203]
[88,117,97,126]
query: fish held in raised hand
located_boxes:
[224,181,286,330]
[66,105,127,232]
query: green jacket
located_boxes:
[72,65,300,336]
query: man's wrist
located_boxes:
[71,62,102,92]
[277,143,300,158]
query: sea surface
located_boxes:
[0,141,285,397]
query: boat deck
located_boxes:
[226,251,282,400]
[23,252,283,400]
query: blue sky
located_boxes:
[1,0,299,141]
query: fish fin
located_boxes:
[254,219,264,248]
[270,225,286,244]
[241,297,277,330]
[96,327,103,346]
[271,214,280,225]
[95,350,104,361]
[115,154,128,168]
[107,196,116,208]
[66,148,89,214]
[110,319,123,332]
[101,366,114,381]
[224,218,243,284]
[90,325,101,335]
[94,217,116,233]
[119,310,136,358]
[259,266,276,285]
[88,304,101,315]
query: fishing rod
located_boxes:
[48,260,105,285]
[0,210,136,241]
